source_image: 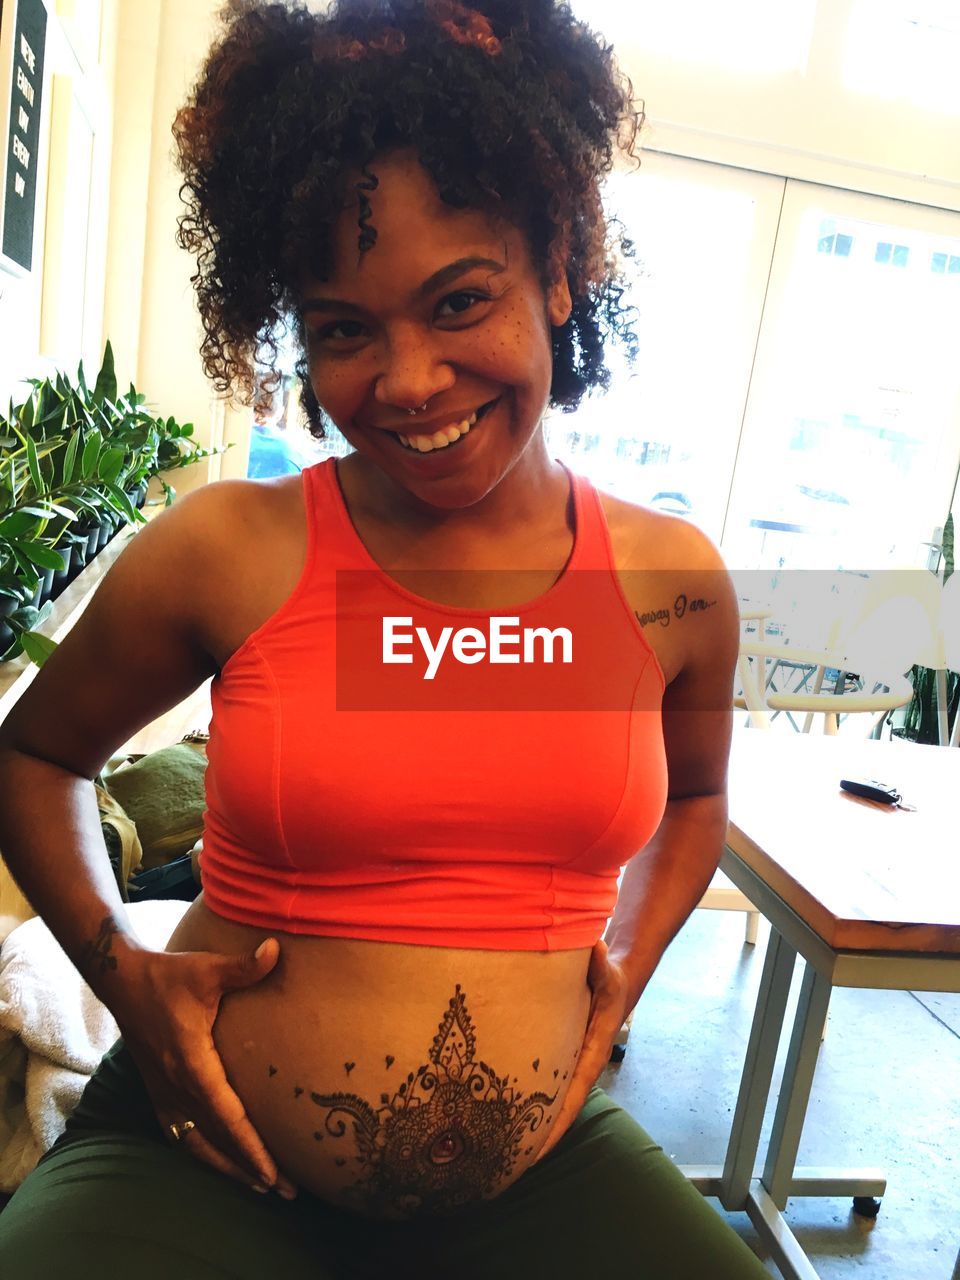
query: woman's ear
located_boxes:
[547,266,573,328]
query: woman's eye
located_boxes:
[313,291,491,344]
[437,290,491,318]
[316,319,365,342]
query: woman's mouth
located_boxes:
[389,398,500,455]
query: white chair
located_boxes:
[697,869,760,945]
[735,570,933,736]
[736,639,913,734]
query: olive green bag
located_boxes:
[102,737,208,875]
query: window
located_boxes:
[724,191,960,570]
[875,241,911,267]
[931,251,960,274]
[819,232,854,258]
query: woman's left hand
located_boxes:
[535,939,631,1161]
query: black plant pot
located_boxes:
[68,523,99,583]
[96,518,115,552]
[0,594,18,653]
[68,540,88,584]
[135,480,148,509]
[51,544,76,599]
[37,564,56,607]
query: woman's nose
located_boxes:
[374,326,455,410]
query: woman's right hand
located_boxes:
[111,936,298,1199]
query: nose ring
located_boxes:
[407,402,429,416]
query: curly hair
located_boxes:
[173,0,645,438]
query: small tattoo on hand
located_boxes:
[385,1055,394,1069]
[344,1062,355,1076]
[78,916,119,977]
[268,1064,278,1077]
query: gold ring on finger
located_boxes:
[169,1120,197,1142]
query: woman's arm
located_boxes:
[0,489,218,1001]
[605,791,729,1010]
[0,486,296,1194]
[605,539,740,1000]
[537,530,741,1157]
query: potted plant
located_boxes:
[0,341,230,664]
[891,512,957,744]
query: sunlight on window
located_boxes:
[844,0,960,113]
[578,0,817,75]
[725,205,960,571]
[545,169,759,540]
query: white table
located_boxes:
[681,731,960,1280]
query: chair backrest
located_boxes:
[839,569,944,680]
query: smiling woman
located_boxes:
[0,2,769,1277]
[289,146,576,514]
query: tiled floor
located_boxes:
[600,908,960,1280]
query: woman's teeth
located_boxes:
[396,408,479,452]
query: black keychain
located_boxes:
[839,777,916,811]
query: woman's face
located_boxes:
[298,149,571,511]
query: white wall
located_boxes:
[0,0,119,408]
[100,0,161,395]
[599,0,960,211]
[127,0,226,491]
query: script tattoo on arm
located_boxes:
[77,914,120,976]
[268,986,560,1219]
[635,591,718,629]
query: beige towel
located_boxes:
[0,899,190,1192]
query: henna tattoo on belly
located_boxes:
[271,985,560,1218]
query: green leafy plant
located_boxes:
[894,511,957,745]
[1,341,230,665]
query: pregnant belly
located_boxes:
[166,898,593,1220]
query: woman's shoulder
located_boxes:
[592,483,725,575]
[591,484,736,687]
[152,472,310,671]
[175,470,307,547]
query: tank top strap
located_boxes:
[301,456,370,570]
[558,459,619,575]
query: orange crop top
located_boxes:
[199,456,668,950]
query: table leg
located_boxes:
[720,925,796,1210]
[762,959,832,1208]
[745,1182,824,1280]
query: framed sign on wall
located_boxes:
[0,0,48,278]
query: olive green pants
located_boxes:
[0,1040,770,1279]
